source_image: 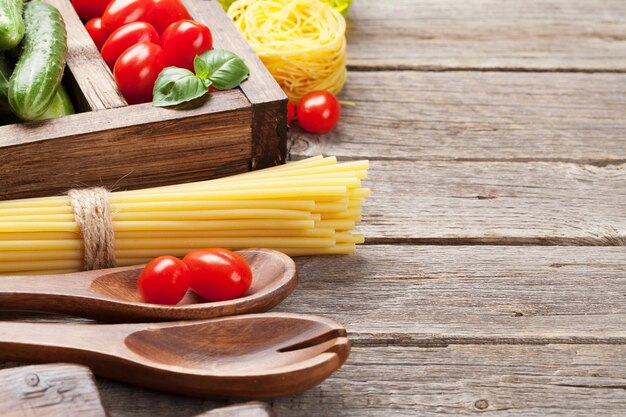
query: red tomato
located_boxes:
[287,99,295,124]
[101,22,159,69]
[72,0,111,21]
[297,91,341,134]
[138,256,190,305]
[183,248,252,302]
[85,18,109,50]
[161,20,213,71]
[102,0,154,32]
[113,41,164,104]
[150,0,191,33]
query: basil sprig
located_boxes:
[152,68,207,107]
[152,49,250,108]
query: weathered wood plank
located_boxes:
[347,0,626,71]
[353,160,626,244]
[272,345,626,416]
[0,364,108,417]
[89,344,626,416]
[289,71,626,163]
[275,246,626,341]
[2,246,623,342]
[0,246,625,415]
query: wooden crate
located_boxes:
[0,0,288,201]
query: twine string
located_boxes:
[68,187,116,270]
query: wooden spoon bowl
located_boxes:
[0,249,297,322]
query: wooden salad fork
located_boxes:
[0,313,350,399]
[0,249,296,322]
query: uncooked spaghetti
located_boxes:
[0,156,369,275]
[228,0,347,103]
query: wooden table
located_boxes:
[4,0,626,415]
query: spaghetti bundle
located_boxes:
[228,0,347,103]
[0,156,369,275]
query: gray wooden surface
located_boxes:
[102,0,626,414]
[3,0,626,416]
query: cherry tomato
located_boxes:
[150,0,191,33]
[101,22,159,69]
[138,256,190,305]
[161,20,213,72]
[85,18,109,50]
[287,99,295,124]
[297,90,341,134]
[183,248,252,302]
[113,41,164,104]
[72,0,111,21]
[102,0,154,32]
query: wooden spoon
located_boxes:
[0,249,296,322]
[0,313,350,399]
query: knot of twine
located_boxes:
[68,187,116,270]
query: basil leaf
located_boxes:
[194,55,210,81]
[152,67,208,107]
[198,49,249,90]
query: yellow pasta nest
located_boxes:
[228,0,347,103]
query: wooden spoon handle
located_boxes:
[0,321,132,360]
[0,273,96,314]
[0,266,143,315]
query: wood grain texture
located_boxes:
[89,343,626,417]
[346,0,626,71]
[271,345,626,417]
[0,246,625,415]
[63,245,626,416]
[189,0,288,169]
[289,71,626,163]
[0,92,252,200]
[0,364,108,417]
[45,0,126,110]
[353,160,626,245]
[277,246,626,342]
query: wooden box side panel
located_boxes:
[45,0,126,111]
[0,92,252,200]
[186,0,288,169]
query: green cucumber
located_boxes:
[0,53,11,114]
[35,84,74,120]
[8,1,67,121]
[0,0,24,51]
